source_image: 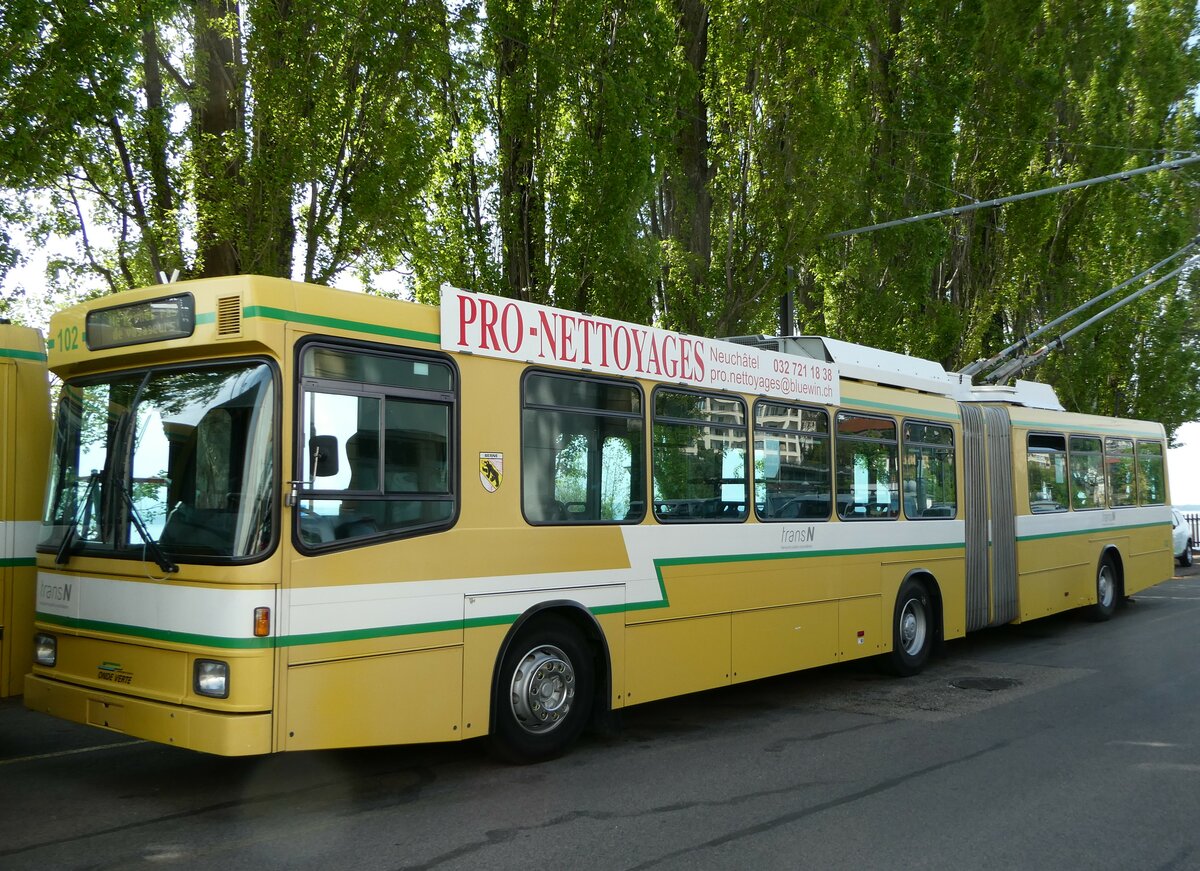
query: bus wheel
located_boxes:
[1086,557,1118,622]
[885,578,932,676]
[491,616,594,763]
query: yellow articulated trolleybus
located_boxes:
[1,321,50,698]
[24,276,1174,760]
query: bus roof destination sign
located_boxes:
[440,286,840,405]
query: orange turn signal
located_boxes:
[254,607,270,637]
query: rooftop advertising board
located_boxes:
[440,286,840,405]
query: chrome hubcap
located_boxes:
[509,644,575,735]
[1098,566,1114,608]
[900,597,927,655]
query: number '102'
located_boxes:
[56,326,80,351]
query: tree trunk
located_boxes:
[660,0,712,330]
[492,0,545,301]
[243,0,295,278]
[140,19,182,277]
[193,0,243,277]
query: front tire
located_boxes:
[1086,556,1118,622]
[490,616,594,764]
[885,578,933,676]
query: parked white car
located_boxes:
[1172,509,1194,567]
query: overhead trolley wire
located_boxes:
[960,237,1200,379]
[824,153,1200,240]
[982,255,1200,384]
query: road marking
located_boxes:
[1109,740,1180,748]
[0,739,144,766]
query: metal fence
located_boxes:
[1187,514,1200,550]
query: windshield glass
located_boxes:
[41,362,276,561]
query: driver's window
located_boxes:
[296,344,456,550]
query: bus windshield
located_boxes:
[40,361,276,562]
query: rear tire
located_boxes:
[885,578,933,676]
[1181,541,1194,568]
[1086,556,1118,622]
[490,616,594,764]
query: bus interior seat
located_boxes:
[344,431,379,491]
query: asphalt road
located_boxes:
[3,563,1199,871]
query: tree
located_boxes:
[0,0,448,291]
[3,0,1199,436]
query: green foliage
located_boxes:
[1,0,445,288]
[2,0,1199,433]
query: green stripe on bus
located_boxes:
[279,619,467,647]
[841,397,960,421]
[1017,519,1169,543]
[195,312,216,325]
[242,305,440,344]
[1010,419,1162,439]
[284,609,629,645]
[627,571,672,612]
[631,540,965,613]
[0,347,48,362]
[36,613,274,649]
[0,558,36,567]
[34,540,966,648]
[36,611,517,649]
[590,603,629,616]
[654,540,965,569]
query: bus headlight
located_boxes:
[33,633,57,667]
[194,660,229,698]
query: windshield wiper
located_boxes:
[55,471,101,566]
[119,486,178,574]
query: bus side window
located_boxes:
[1027,433,1068,513]
[901,421,955,520]
[753,401,831,522]
[1136,441,1165,506]
[1068,436,1104,510]
[1105,437,1136,507]
[651,388,748,523]
[835,412,899,520]
[521,372,644,525]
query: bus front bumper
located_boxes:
[24,674,273,756]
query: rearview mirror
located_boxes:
[309,435,340,478]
